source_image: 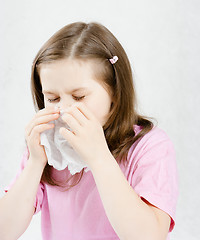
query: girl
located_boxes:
[0,22,178,240]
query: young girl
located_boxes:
[0,22,178,240]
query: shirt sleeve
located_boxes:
[4,147,44,214]
[127,127,179,232]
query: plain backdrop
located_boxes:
[0,0,200,239]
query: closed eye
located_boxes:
[73,95,85,101]
[47,97,60,103]
[47,96,85,103]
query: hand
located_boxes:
[25,107,60,165]
[59,102,110,168]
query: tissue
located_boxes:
[40,113,89,175]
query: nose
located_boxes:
[56,96,75,110]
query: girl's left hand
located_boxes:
[59,102,111,168]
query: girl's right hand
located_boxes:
[25,107,60,166]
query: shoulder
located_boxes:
[126,126,176,168]
[134,125,172,145]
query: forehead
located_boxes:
[39,58,110,93]
[39,59,93,77]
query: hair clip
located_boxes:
[109,56,118,64]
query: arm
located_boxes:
[0,158,45,240]
[59,103,171,240]
[0,107,60,240]
[90,152,170,240]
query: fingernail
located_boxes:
[60,109,66,115]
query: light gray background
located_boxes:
[0,0,200,239]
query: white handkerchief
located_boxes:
[40,114,89,175]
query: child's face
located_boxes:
[39,59,112,126]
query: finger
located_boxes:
[59,127,76,145]
[28,123,55,142]
[27,106,60,133]
[69,102,96,121]
[25,113,59,139]
[63,106,87,126]
[35,113,59,126]
[35,106,60,118]
[61,113,81,134]
[26,113,59,137]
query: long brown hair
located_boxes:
[31,22,153,188]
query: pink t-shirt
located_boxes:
[5,126,178,240]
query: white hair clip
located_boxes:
[109,55,118,64]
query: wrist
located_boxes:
[28,156,47,171]
[89,150,117,173]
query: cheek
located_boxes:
[85,97,112,124]
[44,99,53,109]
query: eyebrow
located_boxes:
[42,87,88,94]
